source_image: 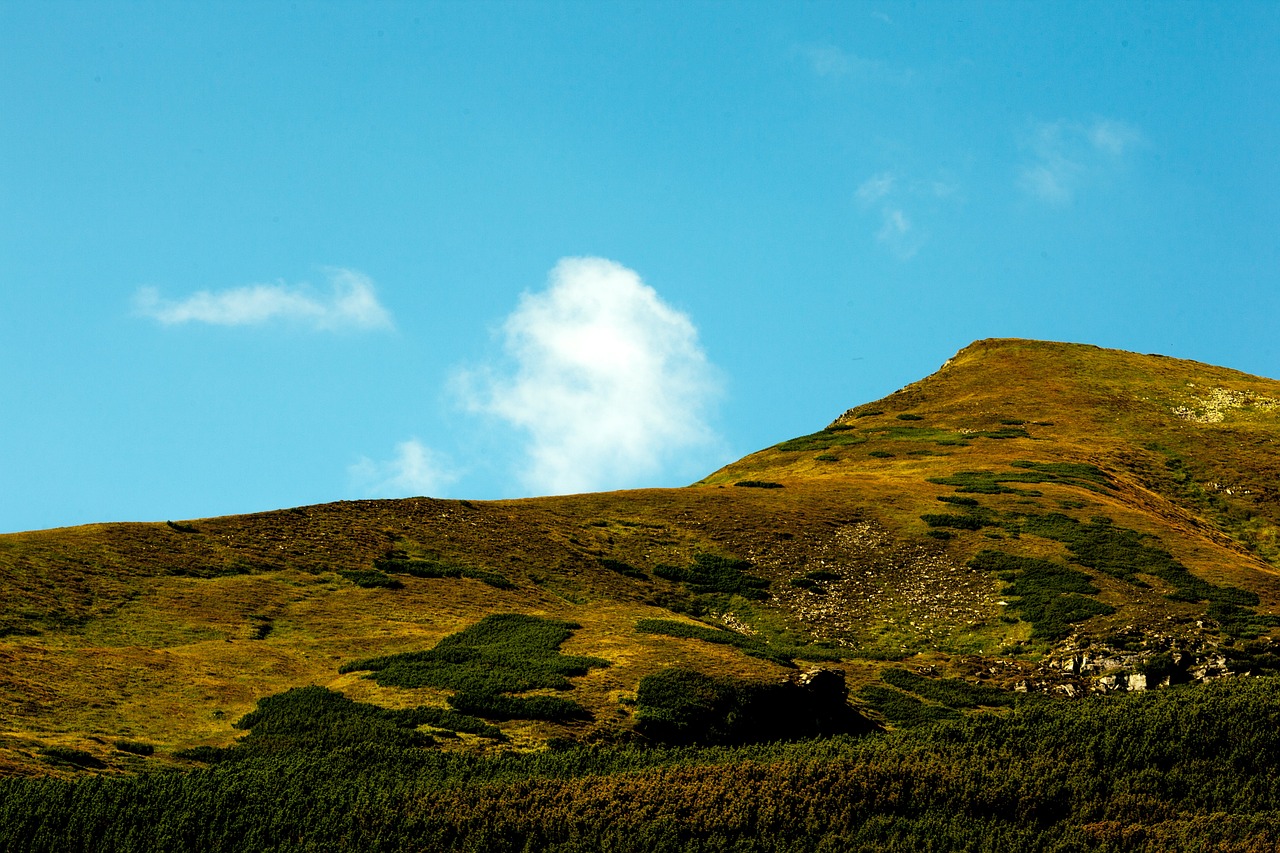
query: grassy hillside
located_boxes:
[2,337,1279,791]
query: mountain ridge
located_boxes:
[3,337,1279,780]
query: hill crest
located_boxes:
[2,338,1279,777]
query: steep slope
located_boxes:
[2,338,1279,779]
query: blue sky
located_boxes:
[2,2,1277,533]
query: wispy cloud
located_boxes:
[875,208,922,259]
[349,439,456,497]
[134,268,393,331]
[856,172,895,205]
[1018,118,1144,205]
[456,257,721,496]
[855,171,950,259]
[800,44,912,85]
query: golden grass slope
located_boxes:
[2,338,1279,777]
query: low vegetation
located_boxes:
[11,678,1280,850]
[634,618,842,667]
[340,614,608,722]
[634,666,875,745]
[970,550,1114,640]
[652,553,771,600]
[375,551,514,589]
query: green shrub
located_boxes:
[936,495,979,506]
[857,684,960,728]
[413,706,504,739]
[231,686,438,754]
[880,668,1015,708]
[969,550,1114,640]
[635,618,794,666]
[789,577,824,593]
[920,513,989,530]
[338,570,403,589]
[929,462,1111,495]
[733,480,783,489]
[448,692,591,722]
[599,558,647,580]
[636,667,875,745]
[653,553,771,599]
[341,614,608,721]
[775,428,867,452]
[1017,512,1275,636]
[173,745,232,763]
[868,450,895,458]
[113,740,154,756]
[37,747,106,770]
[814,454,839,462]
[376,554,514,589]
[896,413,924,421]
[635,618,841,667]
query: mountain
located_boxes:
[2,337,1279,781]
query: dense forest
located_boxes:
[4,675,1280,852]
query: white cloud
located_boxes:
[856,172,895,206]
[350,439,456,498]
[800,44,912,85]
[876,208,922,259]
[805,45,857,78]
[134,268,393,331]
[1018,118,1144,205]
[457,257,720,496]
[1089,119,1143,157]
[854,170,953,259]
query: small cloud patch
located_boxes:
[350,439,456,498]
[135,268,393,331]
[1018,118,1144,205]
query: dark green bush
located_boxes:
[775,428,867,452]
[448,692,591,722]
[653,553,771,600]
[880,668,1015,708]
[969,550,1114,640]
[635,618,841,667]
[341,614,608,721]
[788,577,824,594]
[1018,512,1275,636]
[868,450,895,458]
[896,413,924,421]
[733,480,783,489]
[338,570,403,589]
[37,747,106,770]
[113,740,154,757]
[936,495,979,507]
[173,745,232,764]
[929,461,1111,495]
[376,554,514,589]
[856,684,960,728]
[635,618,795,666]
[599,558,647,580]
[636,666,875,745]
[920,513,989,530]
